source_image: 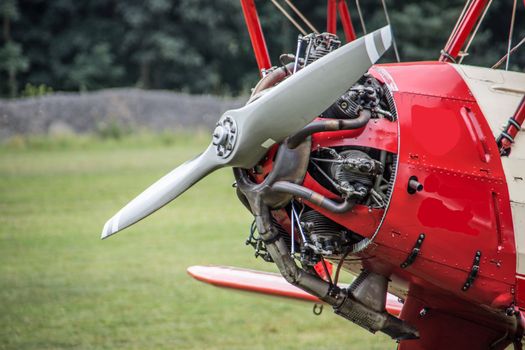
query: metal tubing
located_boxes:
[270,0,307,35]
[293,36,303,74]
[338,0,357,42]
[234,150,417,340]
[234,189,341,305]
[265,238,338,303]
[459,0,492,64]
[505,0,518,71]
[284,0,319,34]
[380,0,400,62]
[264,227,417,339]
[408,179,423,193]
[499,95,525,153]
[240,0,272,73]
[439,0,488,62]
[272,181,355,213]
[327,0,337,34]
[355,0,367,34]
[249,63,294,101]
[287,109,371,149]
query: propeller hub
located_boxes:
[212,116,237,158]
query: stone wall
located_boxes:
[0,88,246,139]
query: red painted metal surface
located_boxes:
[337,0,357,42]
[327,0,337,34]
[311,117,398,153]
[439,0,488,62]
[398,289,513,350]
[240,0,271,72]
[372,62,515,303]
[187,265,403,316]
[372,62,476,100]
[327,0,357,42]
[188,265,318,301]
[314,260,333,280]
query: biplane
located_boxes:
[102,1,525,348]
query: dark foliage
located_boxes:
[1,0,524,96]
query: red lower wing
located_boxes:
[187,265,402,317]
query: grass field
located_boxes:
[0,133,393,349]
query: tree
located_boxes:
[69,43,124,91]
[0,0,28,97]
[1,1,524,97]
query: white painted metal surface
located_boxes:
[453,65,525,138]
[453,64,525,274]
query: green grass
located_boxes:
[0,133,394,349]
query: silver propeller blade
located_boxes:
[101,145,223,239]
[101,25,392,239]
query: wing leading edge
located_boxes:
[187,265,403,317]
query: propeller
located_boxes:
[101,25,392,239]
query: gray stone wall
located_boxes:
[0,88,247,139]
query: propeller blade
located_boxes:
[101,145,222,239]
[101,26,392,239]
[225,25,392,168]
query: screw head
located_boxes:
[212,126,227,146]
